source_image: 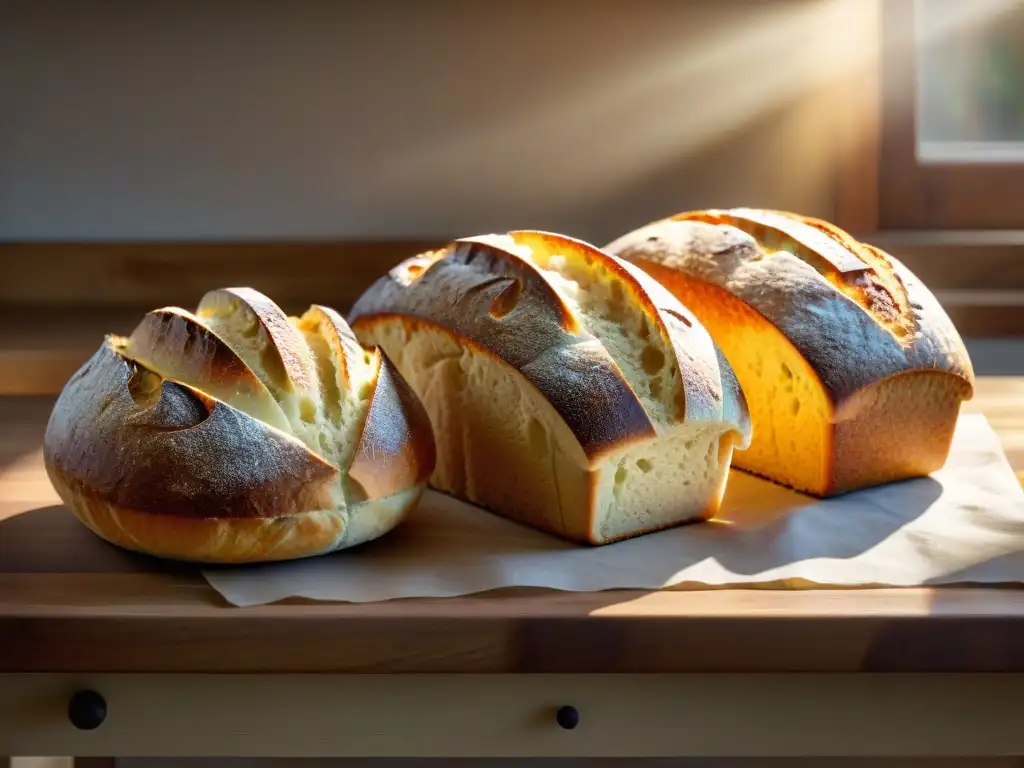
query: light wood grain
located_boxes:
[9,674,1024,758]
[0,380,1023,674]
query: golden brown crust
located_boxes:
[47,471,348,564]
[436,235,582,333]
[672,208,914,338]
[348,351,437,500]
[44,342,339,520]
[127,307,266,397]
[349,236,659,461]
[631,264,831,492]
[639,265,968,496]
[508,230,750,441]
[605,208,976,496]
[197,286,317,395]
[353,313,736,544]
[350,231,750,463]
[605,209,975,406]
[120,306,290,431]
[43,288,437,563]
[297,304,370,394]
[48,468,424,564]
[351,313,657,464]
[826,370,965,495]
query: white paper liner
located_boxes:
[204,414,1024,606]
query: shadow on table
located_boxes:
[2,465,947,589]
[688,471,946,577]
[0,503,193,575]
[7,490,1024,675]
[197,473,947,616]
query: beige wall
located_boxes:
[0,0,865,244]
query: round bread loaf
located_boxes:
[605,208,975,496]
[43,287,436,563]
[349,231,751,545]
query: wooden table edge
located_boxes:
[3,379,1024,674]
[5,575,1024,673]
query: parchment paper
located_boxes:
[204,414,1024,607]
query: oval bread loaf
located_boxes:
[604,208,975,496]
[349,231,751,545]
[43,287,436,563]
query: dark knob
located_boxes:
[68,690,107,731]
[555,705,579,730]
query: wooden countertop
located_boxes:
[0,306,145,395]
[2,379,1024,674]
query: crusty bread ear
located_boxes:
[120,306,292,433]
[44,341,344,562]
[296,304,376,400]
[44,288,436,564]
[605,208,975,496]
[348,351,437,502]
[294,304,436,503]
[508,229,750,440]
[350,231,751,545]
[197,286,320,399]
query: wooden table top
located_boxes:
[2,378,1024,675]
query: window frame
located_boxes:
[876,0,1024,231]
[829,0,1024,337]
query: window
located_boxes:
[835,0,1024,336]
[879,0,1024,229]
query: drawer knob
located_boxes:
[68,690,107,731]
[555,705,579,730]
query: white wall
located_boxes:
[0,0,861,243]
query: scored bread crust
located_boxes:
[349,230,751,544]
[353,236,650,459]
[43,289,436,564]
[47,341,340,519]
[603,208,975,495]
[350,231,750,461]
[604,208,975,406]
[349,348,437,500]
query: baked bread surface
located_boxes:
[44,288,436,563]
[349,231,751,545]
[604,208,975,496]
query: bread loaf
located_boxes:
[348,231,751,545]
[604,208,975,496]
[43,287,436,563]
